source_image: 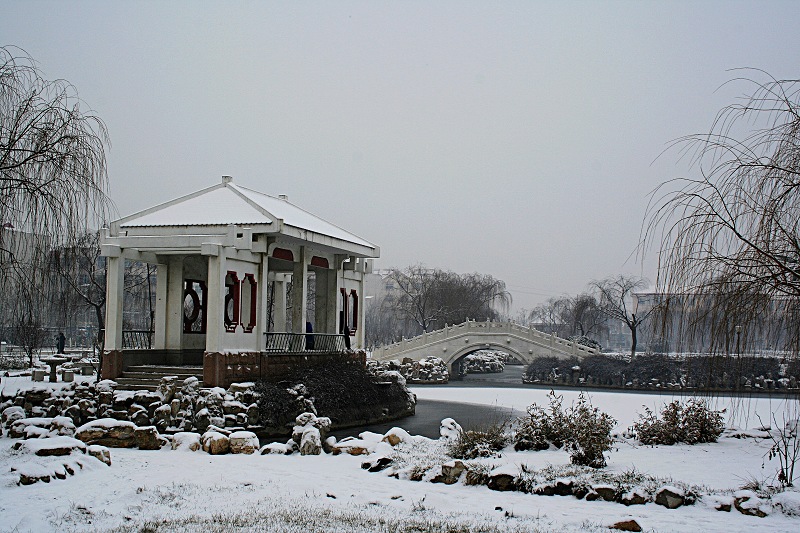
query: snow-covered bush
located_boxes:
[566,393,615,468]
[514,391,615,468]
[513,391,569,451]
[448,420,509,459]
[630,398,724,445]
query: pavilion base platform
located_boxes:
[103,349,366,389]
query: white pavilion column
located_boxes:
[272,274,288,332]
[165,257,184,350]
[355,265,366,350]
[205,251,226,353]
[258,254,270,340]
[104,255,125,351]
[153,262,168,349]
[314,268,338,334]
[291,246,308,334]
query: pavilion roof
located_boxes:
[113,178,376,252]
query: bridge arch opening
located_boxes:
[448,344,527,379]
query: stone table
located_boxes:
[40,356,69,383]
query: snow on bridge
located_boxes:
[371,320,599,369]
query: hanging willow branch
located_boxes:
[0,45,111,276]
[644,70,800,356]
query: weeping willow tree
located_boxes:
[0,46,111,359]
[645,71,800,396]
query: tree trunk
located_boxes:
[94,303,105,380]
[630,324,637,358]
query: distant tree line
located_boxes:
[524,353,800,392]
[365,264,511,348]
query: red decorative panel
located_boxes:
[310,256,329,268]
[272,248,294,261]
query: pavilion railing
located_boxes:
[121,330,154,350]
[263,332,347,354]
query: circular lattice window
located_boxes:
[184,288,201,325]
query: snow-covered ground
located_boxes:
[1,379,799,532]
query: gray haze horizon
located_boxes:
[4,1,799,313]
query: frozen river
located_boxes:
[335,364,798,439]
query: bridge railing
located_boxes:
[372,320,599,360]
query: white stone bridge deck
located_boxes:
[371,320,598,369]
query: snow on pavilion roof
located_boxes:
[116,179,375,249]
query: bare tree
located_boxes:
[530,293,605,341]
[51,230,106,348]
[383,265,512,336]
[593,275,655,357]
[530,296,569,336]
[386,265,448,333]
[1,46,110,275]
[645,72,800,356]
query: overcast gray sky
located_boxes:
[4,1,799,311]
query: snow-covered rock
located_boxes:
[87,445,111,466]
[299,427,322,455]
[229,431,259,454]
[259,442,292,455]
[172,432,202,452]
[381,427,411,446]
[75,418,137,447]
[439,418,462,440]
[201,430,230,455]
[2,405,25,427]
[12,436,86,457]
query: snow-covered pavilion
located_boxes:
[100,176,378,387]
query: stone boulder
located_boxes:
[229,431,259,454]
[2,405,25,428]
[49,416,76,437]
[431,460,465,485]
[153,404,172,430]
[593,484,617,502]
[13,436,86,457]
[620,489,648,506]
[440,418,462,441]
[172,432,202,452]
[201,430,230,455]
[300,427,322,455]
[381,427,411,446]
[155,376,179,403]
[87,444,112,466]
[75,419,137,448]
[734,492,769,517]
[260,442,293,455]
[655,486,685,509]
[9,417,53,439]
[228,382,255,395]
[181,376,200,396]
[487,472,516,492]
[15,463,53,485]
[611,520,642,532]
[194,408,211,433]
[331,437,371,456]
[134,426,162,450]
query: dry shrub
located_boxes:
[630,398,724,445]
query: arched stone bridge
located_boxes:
[371,320,599,372]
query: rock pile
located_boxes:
[7,435,110,485]
[0,378,263,436]
[462,351,506,373]
[368,356,449,384]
